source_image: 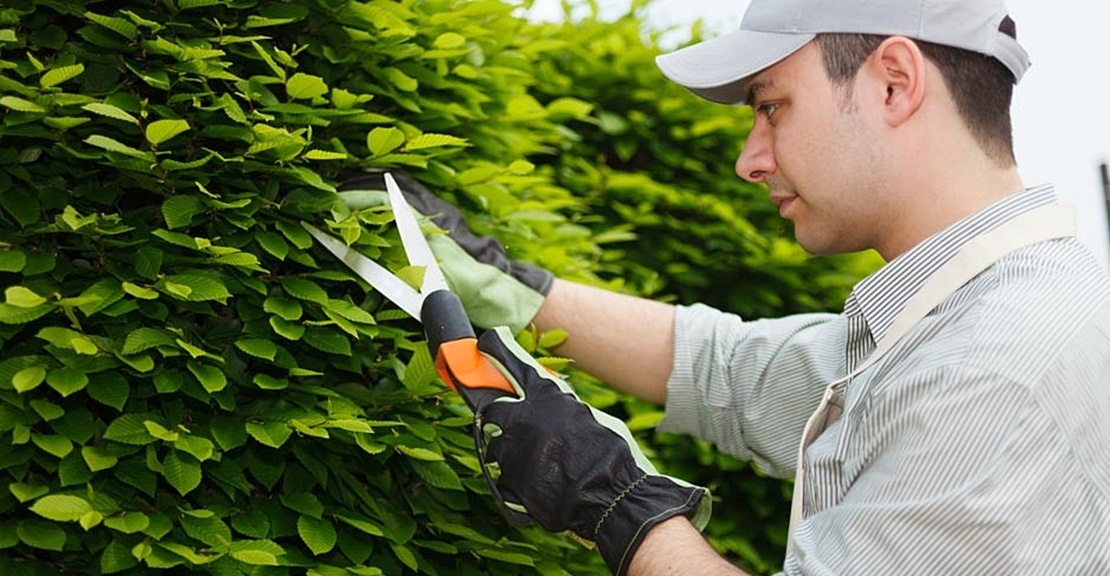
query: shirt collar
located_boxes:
[847,184,1058,347]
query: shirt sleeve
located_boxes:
[660,303,846,478]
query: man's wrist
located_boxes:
[595,476,710,576]
[627,516,750,576]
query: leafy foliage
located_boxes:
[0,1,877,575]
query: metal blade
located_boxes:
[384,172,450,295]
[301,222,423,320]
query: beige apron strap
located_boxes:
[785,204,1075,556]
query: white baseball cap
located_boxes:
[655,0,1031,104]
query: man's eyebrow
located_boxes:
[745,78,774,104]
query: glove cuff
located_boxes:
[508,260,554,296]
[594,475,710,576]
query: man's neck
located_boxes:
[877,159,1025,261]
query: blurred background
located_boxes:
[527,0,1110,271]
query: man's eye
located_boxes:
[756,103,778,120]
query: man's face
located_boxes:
[736,42,891,256]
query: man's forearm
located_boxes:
[532,279,676,404]
[629,517,751,576]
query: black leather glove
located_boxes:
[474,327,712,576]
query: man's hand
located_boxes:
[339,171,551,332]
[474,327,712,576]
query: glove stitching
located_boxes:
[593,473,649,539]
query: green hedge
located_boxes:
[0,1,878,574]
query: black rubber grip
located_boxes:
[420,290,475,359]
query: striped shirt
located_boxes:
[661,185,1110,574]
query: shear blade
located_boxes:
[301,222,424,320]
[384,173,450,295]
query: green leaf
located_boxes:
[31,434,73,458]
[281,278,329,305]
[281,492,324,518]
[161,195,204,229]
[410,460,463,490]
[433,32,466,49]
[625,410,666,432]
[9,483,49,503]
[270,316,305,340]
[245,2,309,27]
[180,513,231,547]
[85,135,151,159]
[76,278,126,316]
[104,414,157,445]
[24,399,60,423]
[255,231,290,261]
[298,515,337,555]
[246,420,292,448]
[47,367,89,397]
[367,127,405,156]
[263,297,302,321]
[252,373,288,390]
[209,417,248,451]
[87,372,129,411]
[303,150,347,161]
[41,64,86,88]
[100,538,139,573]
[0,250,27,272]
[187,361,227,393]
[37,326,97,353]
[146,119,190,145]
[162,274,231,303]
[82,446,119,472]
[228,539,284,565]
[144,420,179,441]
[44,116,92,130]
[30,494,93,522]
[122,328,176,354]
[18,520,67,551]
[404,133,468,151]
[394,444,443,462]
[235,338,278,360]
[335,514,384,537]
[304,327,350,356]
[327,299,375,324]
[381,67,418,92]
[103,512,150,534]
[402,346,437,392]
[162,450,202,496]
[5,286,46,307]
[12,366,46,393]
[85,12,138,40]
[390,543,419,571]
[0,303,53,324]
[476,547,537,566]
[0,96,45,113]
[286,73,329,100]
[173,435,215,461]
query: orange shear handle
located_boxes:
[422,290,519,413]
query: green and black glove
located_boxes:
[339,171,551,333]
[474,327,712,576]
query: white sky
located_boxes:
[526,0,1110,271]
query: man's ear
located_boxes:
[867,36,927,127]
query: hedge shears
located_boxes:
[301,173,519,413]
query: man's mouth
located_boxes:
[771,193,798,217]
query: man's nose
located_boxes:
[736,122,776,183]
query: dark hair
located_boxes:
[814,32,1017,167]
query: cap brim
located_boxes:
[656,29,815,105]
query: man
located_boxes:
[367,0,1110,573]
